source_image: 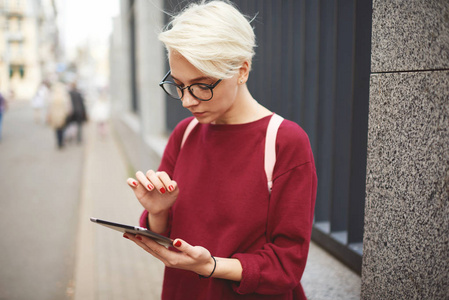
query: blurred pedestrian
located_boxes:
[91,95,110,139]
[32,81,49,124]
[0,89,7,142]
[124,1,317,300]
[67,82,87,144]
[47,82,70,149]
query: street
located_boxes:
[0,100,84,299]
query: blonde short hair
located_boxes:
[159,0,256,79]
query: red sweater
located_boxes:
[140,115,317,300]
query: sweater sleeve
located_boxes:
[232,121,317,295]
[138,117,195,230]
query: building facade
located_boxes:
[0,0,58,100]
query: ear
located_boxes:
[238,61,251,85]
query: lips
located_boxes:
[192,112,206,117]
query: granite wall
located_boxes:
[361,0,449,299]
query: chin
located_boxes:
[194,115,214,124]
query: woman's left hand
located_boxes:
[123,234,215,277]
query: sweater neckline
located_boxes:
[205,113,274,131]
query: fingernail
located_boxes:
[136,235,142,241]
[168,185,174,192]
[123,234,129,239]
[148,183,154,190]
[174,240,182,247]
[160,187,166,194]
[132,181,138,187]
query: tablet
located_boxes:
[90,217,173,247]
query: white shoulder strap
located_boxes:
[181,118,199,149]
[265,114,284,192]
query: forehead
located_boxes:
[168,51,211,83]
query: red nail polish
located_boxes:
[174,240,182,247]
[132,181,138,187]
[160,187,166,194]
[168,185,174,192]
[123,234,129,239]
[136,236,142,241]
[148,184,154,190]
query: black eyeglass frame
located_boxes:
[159,70,222,101]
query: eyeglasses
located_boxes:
[159,70,222,101]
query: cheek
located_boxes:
[213,95,234,113]
[215,84,238,107]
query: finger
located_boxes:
[126,178,148,198]
[124,233,169,261]
[156,171,177,193]
[127,177,139,188]
[135,171,155,192]
[146,170,167,194]
[173,238,204,260]
[138,236,163,256]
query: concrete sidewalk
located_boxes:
[73,122,164,300]
[73,121,360,300]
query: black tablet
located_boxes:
[90,217,173,247]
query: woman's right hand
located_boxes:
[127,170,179,217]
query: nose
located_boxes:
[181,91,200,108]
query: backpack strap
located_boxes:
[181,118,199,149]
[265,114,284,193]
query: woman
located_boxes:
[47,82,70,149]
[67,82,87,144]
[0,88,7,142]
[124,1,317,299]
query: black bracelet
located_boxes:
[199,256,216,279]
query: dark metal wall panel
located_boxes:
[280,1,293,118]
[303,0,320,152]
[290,0,305,123]
[270,1,283,114]
[330,0,355,233]
[347,0,372,245]
[315,0,337,223]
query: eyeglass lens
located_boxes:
[162,82,213,101]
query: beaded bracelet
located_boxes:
[199,256,216,279]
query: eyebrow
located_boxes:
[171,74,213,84]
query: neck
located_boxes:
[214,85,272,124]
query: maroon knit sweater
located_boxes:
[140,115,317,300]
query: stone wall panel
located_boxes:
[362,71,449,299]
